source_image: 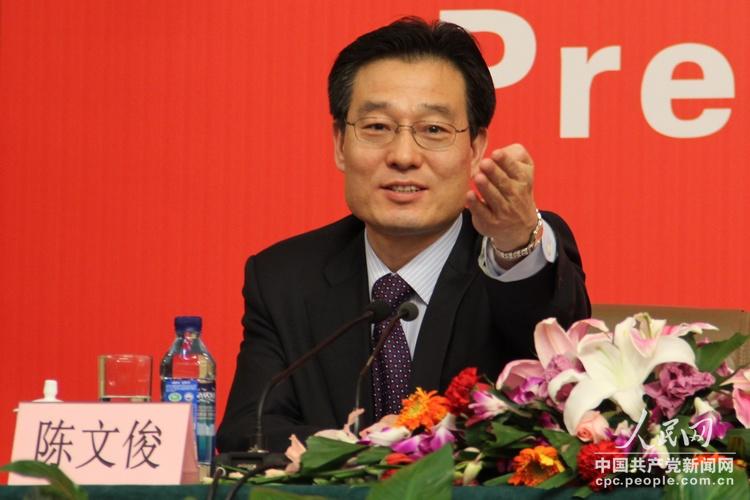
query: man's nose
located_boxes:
[385,127,423,170]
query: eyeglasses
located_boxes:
[345,117,469,151]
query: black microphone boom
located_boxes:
[251,300,390,453]
[352,301,419,434]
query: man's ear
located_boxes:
[333,123,346,172]
[469,128,489,177]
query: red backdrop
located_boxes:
[1,0,748,475]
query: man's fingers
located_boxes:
[491,146,533,182]
[494,143,532,164]
[473,170,511,215]
[465,190,496,229]
[478,159,514,197]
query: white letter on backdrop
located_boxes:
[641,43,734,138]
[440,9,536,89]
[560,46,622,138]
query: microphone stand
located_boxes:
[352,302,418,435]
[212,301,391,478]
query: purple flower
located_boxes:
[691,398,733,441]
[391,426,455,459]
[543,354,583,382]
[507,376,546,404]
[644,363,715,419]
[692,412,733,441]
[466,390,508,426]
[391,434,427,456]
[611,420,635,452]
[538,412,561,430]
[716,361,734,378]
[542,355,584,409]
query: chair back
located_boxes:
[591,304,750,367]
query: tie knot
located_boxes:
[372,273,413,311]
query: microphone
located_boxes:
[352,301,419,435]
[250,300,390,453]
[213,301,391,481]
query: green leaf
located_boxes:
[316,466,368,479]
[725,428,750,460]
[572,484,593,498]
[482,472,514,486]
[462,421,492,448]
[355,446,391,465]
[364,466,388,476]
[541,429,582,471]
[664,415,693,453]
[299,436,368,474]
[696,332,749,373]
[249,486,326,499]
[366,445,454,500]
[536,469,575,489]
[0,460,87,500]
[248,473,292,485]
[664,465,750,500]
[490,422,532,448]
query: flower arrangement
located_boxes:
[244,314,750,498]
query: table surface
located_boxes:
[0,483,664,499]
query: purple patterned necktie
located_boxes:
[371,273,414,420]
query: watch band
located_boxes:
[490,210,543,261]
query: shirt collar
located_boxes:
[365,215,462,305]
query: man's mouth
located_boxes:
[387,185,422,193]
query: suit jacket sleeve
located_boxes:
[482,210,590,361]
[216,256,322,453]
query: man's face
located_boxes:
[333,57,487,241]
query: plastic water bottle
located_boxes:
[160,316,216,464]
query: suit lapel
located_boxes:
[412,213,479,391]
[305,228,374,426]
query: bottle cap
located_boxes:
[175,316,202,333]
[33,379,62,402]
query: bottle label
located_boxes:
[162,379,215,464]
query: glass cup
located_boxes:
[98,354,152,402]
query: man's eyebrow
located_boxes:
[419,103,456,120]
[355,101,389,115]
[353,101,457,120]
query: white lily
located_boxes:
[551,315,696,433]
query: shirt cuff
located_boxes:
[478,220,557,282]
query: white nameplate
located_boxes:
[9,402,199,485]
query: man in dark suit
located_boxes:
[217,17,590,453]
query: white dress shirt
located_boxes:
[365,215,557,357]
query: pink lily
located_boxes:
[359,414,411,446]
[627,312,716,358]
[263,433,307,477]
[723,367,750,428]
[314,408,364,443]
[496,318,607,404]
[284,434,306,473]
[553,316,696,433]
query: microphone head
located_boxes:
[397,302,419,322]
[367,300,392,323]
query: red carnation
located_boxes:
[577,440,623,491]
[385,452,414,466]
[381,452,415,480]
[445,367,479,414]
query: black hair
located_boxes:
[328,17,496,138]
